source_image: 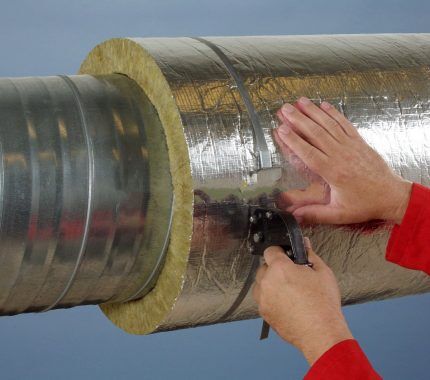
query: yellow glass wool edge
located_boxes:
[79,38,193,334]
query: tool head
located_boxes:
[248,207,310,265]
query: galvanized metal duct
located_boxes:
[1,34,430,334]
[0,74,173,314]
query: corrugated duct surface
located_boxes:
[0,74,173,314]
[80,34,430,334]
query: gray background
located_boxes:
[0,0,429,379]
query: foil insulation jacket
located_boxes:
[80,34,430,334]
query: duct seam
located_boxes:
[42,75,95,311]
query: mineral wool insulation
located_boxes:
[77,34,430,334]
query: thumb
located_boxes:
[293,204,341,225]
[264,246,293,267]
[277,181,327,212]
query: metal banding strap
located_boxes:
[192,37,268,322]
[42,75,95,312]
[191,37,273,170]
[218,253,261,322]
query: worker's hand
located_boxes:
[252,239,353,365]
[275,97,412,225]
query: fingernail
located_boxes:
[321,101,332,110]
[278,125,290,135]
[295,214,303,223]
[299,96,311,105]
[282,103,295,114]
[304,237,312,250]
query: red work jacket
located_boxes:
[305,183,430,379]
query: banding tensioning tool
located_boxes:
[200,33,312,339]
[248,207,312,340]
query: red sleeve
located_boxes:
[386,183,430,275]
[305,183,430,379]
[304,339,381,379]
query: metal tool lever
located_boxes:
[248,207,311,340]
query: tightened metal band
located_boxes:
[219,253,260,322]
[192,37,267,321]
[191,37,272,170]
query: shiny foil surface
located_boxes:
[131,35,430,331]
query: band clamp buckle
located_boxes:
[248,207,311,339]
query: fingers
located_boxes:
[320,101,360,138]
[263,246,293,267]
[253,249,281,304]
[277,125,329,177]
[279,102,338,155]
[293,204,341,225]
[262,240,326,273]
[252,282,261,303]
[304,237,312,251]
[306,247,326,271]
[304,237,327,271]
[255,264,267,284]
[295,97,347,143]
[253,264,266,303]
[274,128,316,179]
[273,128,294,161]
[276,182,328,212]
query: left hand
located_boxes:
[274,97,412,225]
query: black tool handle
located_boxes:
[247,208,310,340]
[279,212,309,265]
[248,208,310,265]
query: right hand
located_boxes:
[252,239,353,365]
[275,97,412,225]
